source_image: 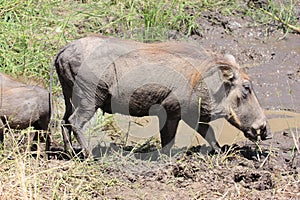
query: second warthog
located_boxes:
[0,72,51,151]
[54,36,270,156]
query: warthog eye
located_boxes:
[242,81,251,98]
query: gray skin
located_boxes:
[54,36,270,156]
[0,73,51,151]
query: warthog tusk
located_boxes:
[257,129,262,141]
[257,128,261,136]
[257,135,262,141]
[229,107,241,127]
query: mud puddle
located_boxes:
[85,109,300,157]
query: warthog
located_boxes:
[54,36,270,156]
[0,73,51,150]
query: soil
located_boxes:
[51,4,300,199]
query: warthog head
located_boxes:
[219,55,270,141]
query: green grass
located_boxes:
[0,0,200,84]
[247,0,300,36]
[1,0,299,86]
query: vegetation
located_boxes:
[0,131,123,199]
[1,0,299,84]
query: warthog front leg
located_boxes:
[197,123,221,153]
[159,117,180,154]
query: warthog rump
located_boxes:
[0,73,51,151]
[54,36,271,156]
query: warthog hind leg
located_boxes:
[68,105,96,157]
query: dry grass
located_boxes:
[0,127,123,200]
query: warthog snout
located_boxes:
[258,121,272,141]
[244,120,271,142]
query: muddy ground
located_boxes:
[48,4,300,200]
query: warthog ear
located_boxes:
[203,65,235,99]
[224,54,237,65]
[219,65,235,83]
